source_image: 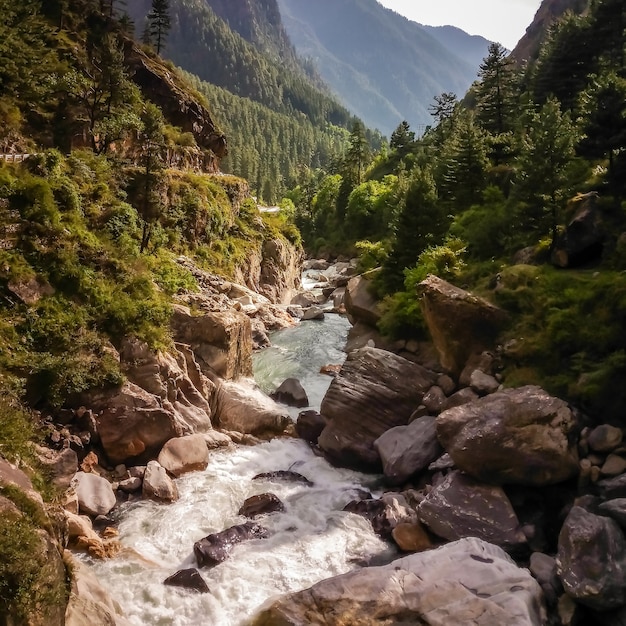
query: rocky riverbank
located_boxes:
[2,257,624,625]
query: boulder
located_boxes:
[391,521,435,552]
[344,493,418,539]
[73,472,116,517]
[171,305,253,380]
[250,537,546,626]
[421,386,447,414]
[142,461,179,503]
[34,445,78,490]
[290,291,326,307]
[436,385,580,486]
[588,424,623,453]
[418,471,527,553]
[318,347,437,471]
[373,416,442,485]
[238,493,285,518]
[557,506,626,610]
[193,522,269,568]
[213,379,290,436]
[344,274,382,328]
[470,369,500,395]
[301,306,325,321]
[418,275,508,376]
[65,511,120,559]
[552,192,604,268]
[86,381,182,465]
[270,378,309,408]
[599,499,626,527]
[157,434,209,477]
[163,569,210,593]
[295,410,327,444]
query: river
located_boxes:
[81,300,392,625]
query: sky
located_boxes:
[377,0,543,50]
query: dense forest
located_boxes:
[282,0,626,422]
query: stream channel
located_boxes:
[81,272,393,625]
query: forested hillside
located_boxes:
[285,0,626,423]
[276,0,490,135]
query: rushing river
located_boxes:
[82,302,392,625]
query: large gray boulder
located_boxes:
[418,471,527,553]
[557,506,626,611]
[250,537,546,625]
[436,386,580,486]
[344,274,381,328]
[318,347,438,471]
[373,416,442,485]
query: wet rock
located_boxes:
[194,522,269,568]
[529,552,561,605]
[301,305,325,321]
[343,493,417,539]
[270,378,309,408]
[418,470,527,553]
[290,291,326,307]
[391,521,435,553]
[252,470,313,486]
[118,476,142,493]
[157,434,209,477]
[421,386,446,414]
[436,385,580,486]
[441,387,479,411]
[163,569,210,593]
[250,537,546,626]
[318,347,437,471]
[373,416,442,485]
[599,499,626,527]
[295,410,326,444]
[557,505,626,610]
[470,369,500,395]
[142,461,179,503]
[73,472,116,517]
[214,379,290,436]
[238,493,285,518]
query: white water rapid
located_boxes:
[81,285,392,625]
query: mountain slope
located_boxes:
[276,0,490,135]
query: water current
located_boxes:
[81,279,391,625]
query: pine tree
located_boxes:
[147,0,171,55]
[390,121,415,154]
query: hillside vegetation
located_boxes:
[285,0,626,423]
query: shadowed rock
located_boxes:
[270,378,309,408]
[252,470,313,486]
[239,493,285,518]
[193,522,269,568]
[163,569,210,593]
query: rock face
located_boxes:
[34,446,78,490]
[193,522,269,568]
[171,305,253,380]
[418,275,508,376]
[436,386,580,486]
[157,434,209,477]
[73,472,116,517]
[343,274,382,328]
[250,537,546,625]
[120,338,214,434]
[255,237,304,304]
[318,347,438,470]
[87,381,182,465]
[213,379,290,435]
[418,471,528,553]
[374,415,442,485]
[557,506,626,610]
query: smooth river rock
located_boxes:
[73,472,116,517]
[250,537,546,626]
[436,385,580,486]
[157,434,209,477]
[318,347,438,471]
[142,461,179,502]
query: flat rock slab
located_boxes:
[250,537,546,625]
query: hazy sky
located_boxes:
[377,0,543,49]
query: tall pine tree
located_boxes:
[147,0,170,55]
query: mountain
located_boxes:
[276,0,491,135]
[510,0,590,63]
